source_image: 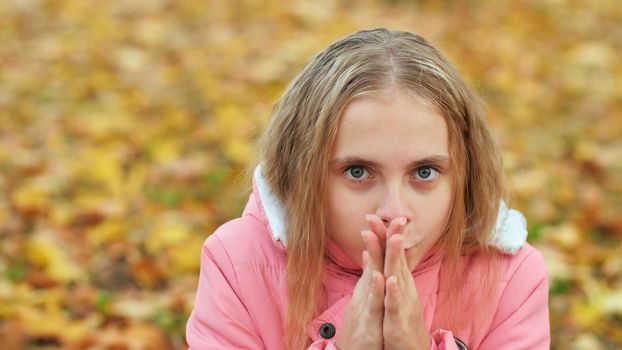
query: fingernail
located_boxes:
[365,214,374,222]
[398,217,407,226]
[372,271,382,280]
[388,275,398,286]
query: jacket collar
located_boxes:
[252,164,527,256]
[253,164,287,247]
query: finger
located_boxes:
[362,230,383,273]
[384,275,401,314]
[384,233,403,278]
[352,250,372,299]
[399,240,412,286]
[398,243,419,298]
[362,248,370,268]
[365,214,387,248]
[386,217,407,240]
[368,270,385,313]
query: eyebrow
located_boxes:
[330,155,451,169]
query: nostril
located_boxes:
[381,218,390,227]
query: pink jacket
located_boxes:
[186,169,550,349]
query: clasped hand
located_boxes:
[335,215,430,350]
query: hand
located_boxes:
[366,215,431,350]
[335,246,384,350]
[382,219,431,349]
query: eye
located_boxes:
[413,166,439,181]
[344,165,370,181]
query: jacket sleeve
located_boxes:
[186,236,265,349]
[426,248,550,350]
[477,248,550,349]
[185,235,341,350]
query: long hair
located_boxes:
[259,28,506,350]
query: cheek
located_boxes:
[326,187,370,259]
[327,196,364,238]
[412,186,453,238]
[327,184,369,225]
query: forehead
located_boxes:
[332,89,449,162]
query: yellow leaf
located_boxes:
[49,204,73,227]
[146,220,191,255]
[168,235,203,274]
[70,147,123,195]
[602,289,622,316]
[208,103,248,142]
[87,219,126,245]
[0,279,17,318]
[509,169,549,196]
[574,333,603,350]
[149,139,181,164]
[16,288,69,337]
[225,138,252,164]
[110,297,155,320]
[25,232,84,283]
[11,182,50,213]
[536,245,571,280]
[571,297,602,329]
[18,305,69,337]
[543,223,580,249]
[114,46,148,73]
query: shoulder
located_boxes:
[498,243,547,284]
[487,243,549,329]
[203,214,286,270]
[462,243,547,285]
[457,243,548,318]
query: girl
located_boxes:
[186,28,549,349]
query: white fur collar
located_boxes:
[254,165,287,246]
[254,165,526,254]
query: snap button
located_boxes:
[319,322,336,339]
[454,337,469,350]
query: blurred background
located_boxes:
[0,0,621,349]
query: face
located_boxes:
[326,88,454,271]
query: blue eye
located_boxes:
[414,166,438,181]
[345,166,369,180]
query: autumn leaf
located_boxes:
[1,0,621,349]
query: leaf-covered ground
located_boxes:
[0,0,620,349]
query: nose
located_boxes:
[375,186,413,227]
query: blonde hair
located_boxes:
[259,28,506,350]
